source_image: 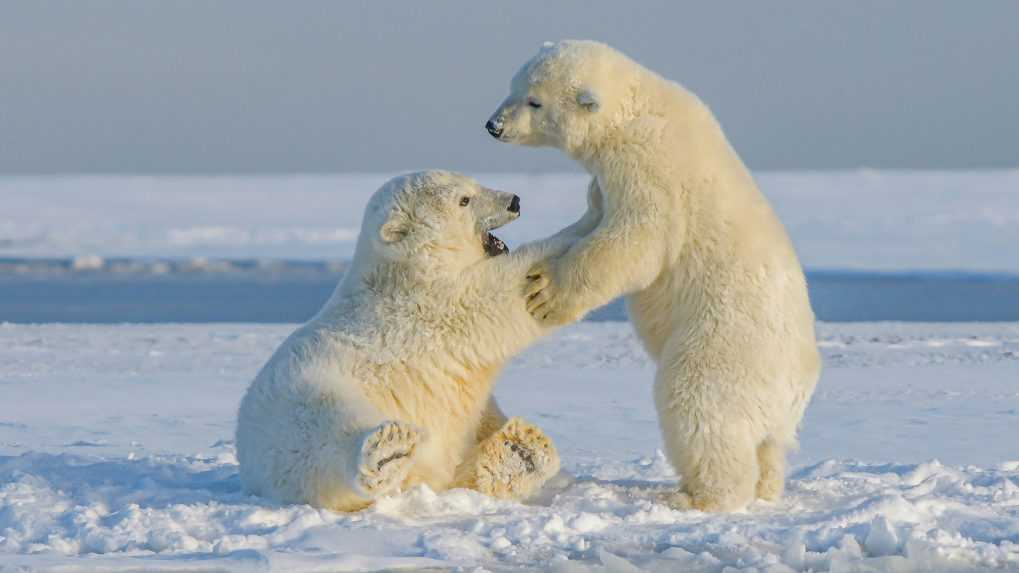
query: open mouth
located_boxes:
[483,232,509,257]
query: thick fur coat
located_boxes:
[487,40,822,511]
[236,171,563,511]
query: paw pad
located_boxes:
[474,418,560,500]
[357,421,419,497]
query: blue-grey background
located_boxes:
[3,3,1017,323]
[3,262,1018,323]
[2,1,1018,174]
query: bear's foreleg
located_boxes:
[526,202,669,327]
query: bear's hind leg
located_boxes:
[666,426,759,512]
[655,340,763,512]
[457,417,559,500]
[755,438,786,501]
[355,421,420,497]
[475,396,509,444]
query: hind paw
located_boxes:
[474,417,559,500]
[356,421,419,497]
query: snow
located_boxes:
[2,321,1018,571]
[5,170,1019,272]
[3,170,1018,569]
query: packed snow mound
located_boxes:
[1,451,1017,571]
[1,322,1018,570]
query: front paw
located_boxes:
[525,263,579,326]
[523,261,550,303]
[536,300,582,327]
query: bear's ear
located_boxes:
[577,88,600,112]
[379,208,410,243]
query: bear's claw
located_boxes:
[524,270,550,302]
[523,261,580,325]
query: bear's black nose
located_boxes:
[508,195,520,213]
[486,120,503,138]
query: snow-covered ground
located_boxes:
[5,170,1019,273]
[3,171,1017,570]
[2,321,1018,571]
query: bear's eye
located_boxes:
[459,196,471,207]
[527,99,542,109]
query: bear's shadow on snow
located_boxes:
[0,452,262,511]
[1,452,687,517]
[532,471,679,508]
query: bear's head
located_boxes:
[485,40,640,158]
[356,170,520,275]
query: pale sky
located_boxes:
[1,1,1017,174]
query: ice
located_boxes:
[5,170,1019,272]
[1,321,1017,570]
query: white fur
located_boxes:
[236,171,562,511]
[489,41,822,511]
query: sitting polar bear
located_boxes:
[236,171,564,511]
[486,40,822,511]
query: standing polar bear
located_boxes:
[236,171,564,511]
[486,40,821,511]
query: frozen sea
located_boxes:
[4,170,1019,325]
[1,171,1018,571]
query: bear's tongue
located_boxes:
[483,232,509,257]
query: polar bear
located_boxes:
[236,171,564,511]
[486,41,822,511]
